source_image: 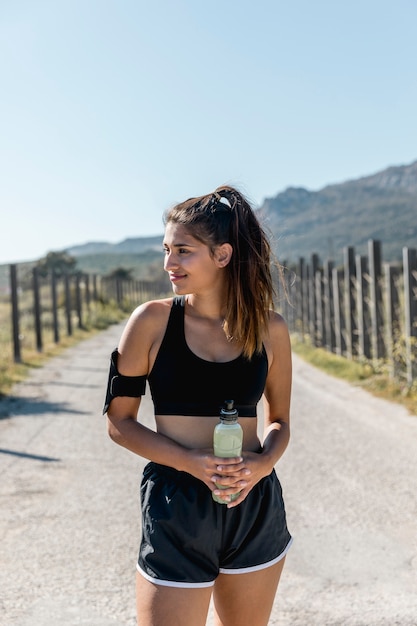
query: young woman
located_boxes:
[104,185,292,626]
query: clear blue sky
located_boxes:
[1,0,416,264]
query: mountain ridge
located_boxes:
[260,159,417,263]
[64,160,417,265]
[66,235,163,257]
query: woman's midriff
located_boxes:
[155,414,262,451]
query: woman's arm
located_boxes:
[106,300,191,467]
[260,311,292,467]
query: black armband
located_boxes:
[103,349,147,414]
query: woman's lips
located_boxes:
[169,273,186,282]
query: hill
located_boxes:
[65,236,163,257]
[260,160,417,264]
[72,250,165,279]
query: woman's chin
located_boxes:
[171,283,187,295]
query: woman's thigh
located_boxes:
[136,572,212,626]
[212,558,286,626]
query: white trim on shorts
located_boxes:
[136,538,293,588]
[219,537,293,575]
[136,563,215,588]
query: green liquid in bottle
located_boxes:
[212,401,243,504]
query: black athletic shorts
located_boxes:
[137,462,292,588]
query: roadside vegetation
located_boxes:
[291,335,417,416]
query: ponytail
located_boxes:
[214,186,275,357]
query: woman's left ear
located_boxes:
[214,243,233,268]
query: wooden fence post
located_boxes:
[93,274,98,301]
[283,263,295,332]
[51,270,60,344]
[315,269,324,347]
[287,263,294,333]
[332,267,345,356]
[384,263,401,379]
[10,264,22,363]
[85,274,91,310]
[116,278,123,305]
[32,266,43,352]
[297,258,305,337]
[323,260,335,352]
[278,260,289,327]
[301,258,309,340]
[356,255,371,359]
[403,247,417,386]
[308,254,319,345]
[64,273,73,336]
[343,246,356,359]
[75,273,83,329]
[368,240,385,360]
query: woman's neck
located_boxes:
[184,292,227,322]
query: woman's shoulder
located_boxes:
[267,309,289,335]
[117,298,175,374]
[119,298,173,347]
[134,296,173,319]
[126,297,174,333]
[263,310,290,362]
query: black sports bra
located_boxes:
[147,296,268,417]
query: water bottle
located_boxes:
[212,400,243,504]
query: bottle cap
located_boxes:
[220,400,238,421]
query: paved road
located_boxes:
[0,323,416,625]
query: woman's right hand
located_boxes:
[183,449,251,496]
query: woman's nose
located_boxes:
[164,252,178,270]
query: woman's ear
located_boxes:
[214,243,233,268]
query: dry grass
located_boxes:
[291,336,417,417]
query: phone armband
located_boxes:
[103,349,147,414]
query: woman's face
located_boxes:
[163,222,224,295]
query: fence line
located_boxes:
[4,244,417,387]
[282,239,417,387]
[4,265,167,364]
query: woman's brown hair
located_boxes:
[163,185,280,359]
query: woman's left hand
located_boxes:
[211,450,272,508]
